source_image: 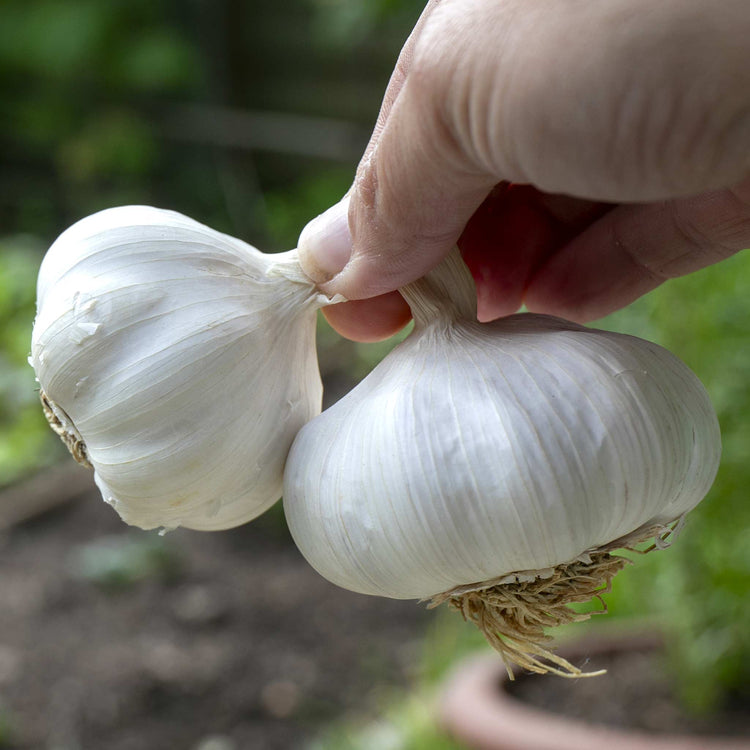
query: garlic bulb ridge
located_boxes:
[31,206,333,531]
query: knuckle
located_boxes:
[674,190,750,260]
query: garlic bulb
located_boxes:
[283,251,721,675]
[31,206,334,531]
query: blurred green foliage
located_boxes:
[264,169,353,250]
[0,0,423,240]
[0,705,16,749]
[68,532,182,590]
[0,240,64,483]
[310,691,463,750]
[600,251,750,712]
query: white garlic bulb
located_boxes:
[283,251,721,675]
[31,206,333,531]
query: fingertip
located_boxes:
[476,283,521,322]
[321,291,413,343]
[523,292,592,325]
[298,196,353,285]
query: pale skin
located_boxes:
[297,0,750,342]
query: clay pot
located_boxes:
[439,634,750,750]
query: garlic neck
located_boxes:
[266,248,318,287]
[399,248,477,327]
[267,248,345,310]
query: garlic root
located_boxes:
[429,521,680,679]
[40,391,92,469]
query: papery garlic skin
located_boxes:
[32,206,330,531]
[283,255,721,600]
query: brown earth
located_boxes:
[2,466,747,750]
[0,471,430,750]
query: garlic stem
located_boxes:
[269,248,348,313]
[400,249,477,327]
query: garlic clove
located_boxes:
[283,250,721,676]
[31,206,333,531]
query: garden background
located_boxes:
[0,1,747,748]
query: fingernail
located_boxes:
[298,197,352,283]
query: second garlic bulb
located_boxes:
[31,206,331,531]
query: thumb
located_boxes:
[298,75,496,301]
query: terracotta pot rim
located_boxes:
[438,632,750,750]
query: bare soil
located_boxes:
[0,476,430,750]
[2,469,747,749]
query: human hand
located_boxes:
[298,0,750,342]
